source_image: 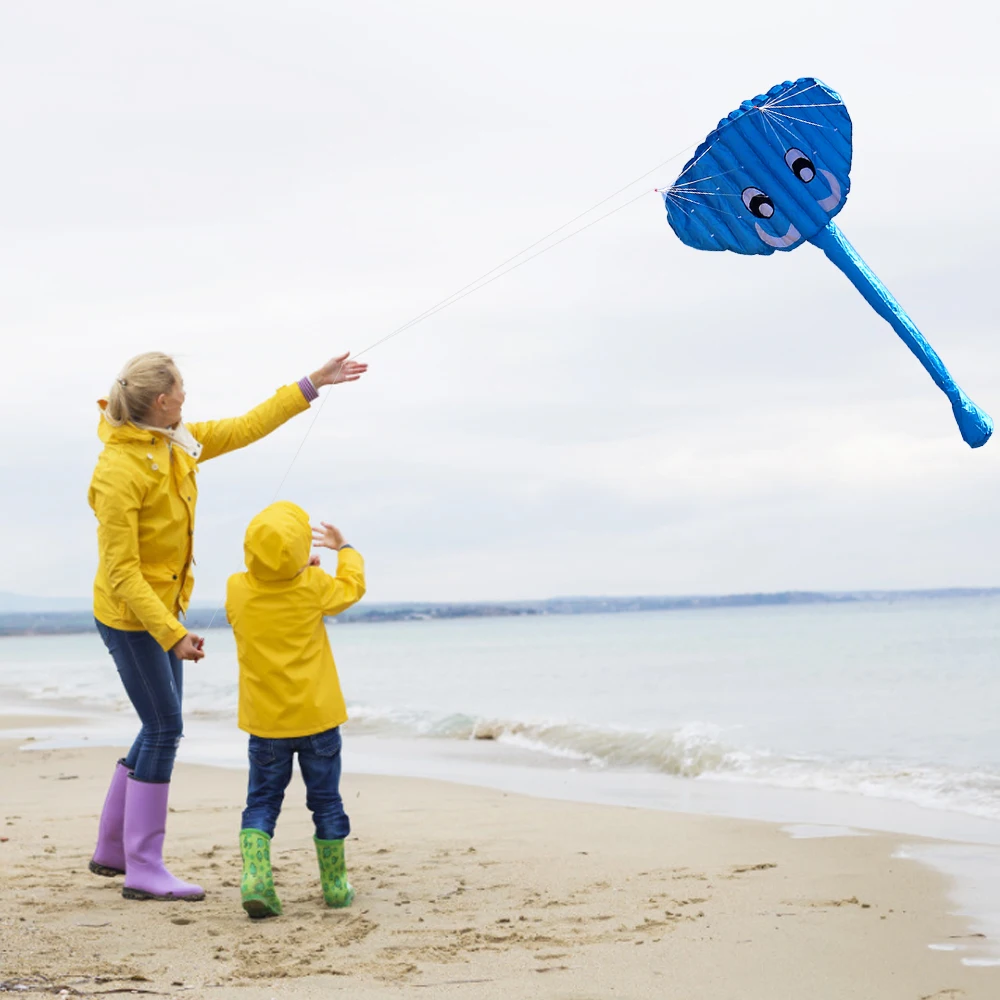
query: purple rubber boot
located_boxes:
[89,759,129,877]
[122,777,205,901]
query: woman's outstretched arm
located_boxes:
[188,352,368,462]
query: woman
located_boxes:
[87,350,367,901]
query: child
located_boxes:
[226,500,366,919]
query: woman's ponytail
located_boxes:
[103,352,181,427]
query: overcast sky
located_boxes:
[2,0,998,604]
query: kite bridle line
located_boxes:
[202,112,757,631]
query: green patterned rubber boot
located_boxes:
[314,837,354,908]
[239,829,282,919]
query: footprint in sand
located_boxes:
[728,863,777,876]
[798,896,872,910]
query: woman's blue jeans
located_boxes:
[242,727,350,841]
[95,619,184,783]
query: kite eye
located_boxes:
[741,187,774,219]
[784,148,815,183]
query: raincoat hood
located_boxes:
[96,400,153,447]
[244,502,311,582]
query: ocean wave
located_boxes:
[347,706,747,777]
[345,704,1000,820]
[710,758,1000,821]
[471,719,746,777]
[0,680,133,715]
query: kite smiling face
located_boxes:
[663,78,853,255]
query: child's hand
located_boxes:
[312,521,346,551]
[308,555,321,567]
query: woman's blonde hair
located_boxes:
[104,352,181,427]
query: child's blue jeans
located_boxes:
[242,726,350,841]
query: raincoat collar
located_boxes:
[96,399,203,459]
[135,420,203,460]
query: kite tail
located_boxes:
[809,222,993,449]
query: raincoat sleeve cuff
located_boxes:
[154,619,188,654]
[318,547,366,616]
[298,376,319,403]
[271,382,312,419]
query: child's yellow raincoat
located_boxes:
[226,501,366,738]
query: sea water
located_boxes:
[4,597,1000,827]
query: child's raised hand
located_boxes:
[312,521,346,551]
[308,555,321,567]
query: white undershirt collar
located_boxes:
[137,421,204,461]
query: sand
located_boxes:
[0,731,996,999]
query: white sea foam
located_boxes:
[345,703,1000,821]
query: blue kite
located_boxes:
[662,78,992,448]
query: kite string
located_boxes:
[258,185,660,510]
[201,134,718,630]
[354,186,655,360]
[349,153,701,361]
[269,142,713,496]
[202,189,660,630]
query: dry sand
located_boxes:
[0,732,996,999]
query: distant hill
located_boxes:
[0,591,90,613]
[2,588,999,637]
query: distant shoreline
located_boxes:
[2,588,998,637]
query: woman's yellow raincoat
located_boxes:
[89,384,310,652]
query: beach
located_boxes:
[2,728,996,1000]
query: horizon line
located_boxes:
[3,584,1000,615]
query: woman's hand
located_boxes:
[310,352,368,388]
[312,521,346,551]
[172,633,206,661]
